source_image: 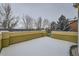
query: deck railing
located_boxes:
[0,31,78,52]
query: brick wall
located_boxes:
[69,20,78,32]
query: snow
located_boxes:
[0,37,76,56]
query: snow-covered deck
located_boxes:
[0,37,76,56]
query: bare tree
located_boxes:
[35,17,42,30]
[0,4,18,30]
[22,15,33,29]
[43,19,49,29]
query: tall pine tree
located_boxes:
[57,15,71,31]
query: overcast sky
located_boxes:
[0,3,77,28]
[11,3,77,23]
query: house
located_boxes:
[69,20,78,32]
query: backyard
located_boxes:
[0,3,78,56]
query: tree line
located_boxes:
[0,4,77,31]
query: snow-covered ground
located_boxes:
[0,37,76,56]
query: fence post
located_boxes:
[2,31,10,48]
[0,32,2,52]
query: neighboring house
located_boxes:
[69,20,78,32]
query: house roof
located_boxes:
[69,20,78,25]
